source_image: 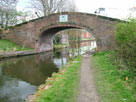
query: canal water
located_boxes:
[0,41,96,102]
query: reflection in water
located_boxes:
[53,49,69,69]
[0,75,37,102]
[2,51,59,86]
[53,58,67,69]
[0,41,96,102]
[0,51,67,102]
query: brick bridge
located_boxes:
[3,12,119,52]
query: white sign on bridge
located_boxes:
[59,15,68,22]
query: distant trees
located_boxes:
[67,0,77,12]
[0,0,19,29]
[0,0,18,7]
[0,0,78,29]
[30,0,77,16]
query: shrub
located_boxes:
[114,18,136,73]
[53,34,62,45]
[0,28,3,39]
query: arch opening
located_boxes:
[36,25,97,53]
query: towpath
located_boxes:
[77,54,100,102]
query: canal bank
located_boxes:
[0,39,37,60]
[27,56,82,102]
[0,50,39,59]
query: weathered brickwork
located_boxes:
[2,12,119,52]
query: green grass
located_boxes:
[37,56,82,102]
[0,39,32,52]
[92,51,136,102]
[53,44,68,50]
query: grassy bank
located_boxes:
[92,51,136,102]
[0,39,32,52]
[33,56,82,102]
[53,44,68,50]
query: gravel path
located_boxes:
[77,54,100,102]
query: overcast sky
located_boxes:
[17,0,136,19]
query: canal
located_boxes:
[0,41,96,102]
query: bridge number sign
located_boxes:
[59,15,68,22]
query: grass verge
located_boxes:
[0,39,32,52]
[92,51,136,102]
[33,56,82,102]
[53,44,68,50]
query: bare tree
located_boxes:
[0,0,18,28]
[30,0,77,16]
[0,0,18,8]
[67,0,78,12]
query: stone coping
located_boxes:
[0,50,42,59]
